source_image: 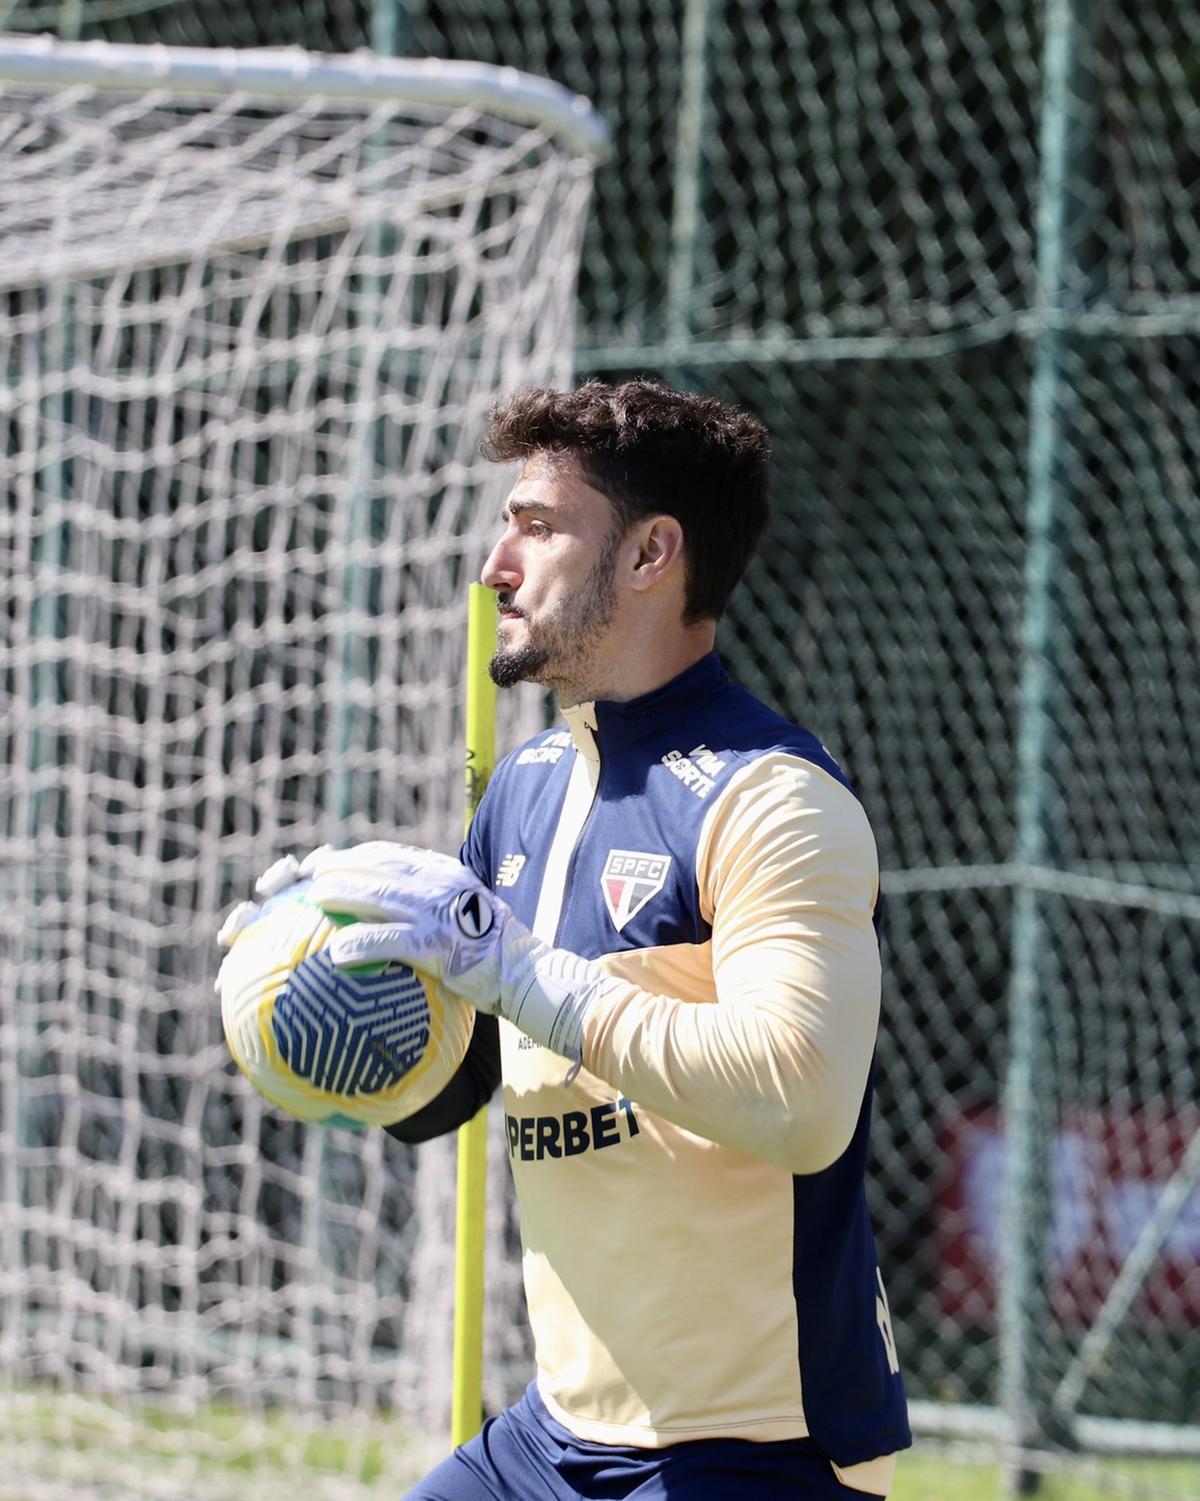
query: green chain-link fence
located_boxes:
[4,0,1199,1492]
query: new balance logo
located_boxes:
[601,850,671,932]
[496,854,526,888]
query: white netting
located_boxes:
[0,41,601,1498]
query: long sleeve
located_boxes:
[579,754,882,1174]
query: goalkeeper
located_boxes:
[233,380,911,1498]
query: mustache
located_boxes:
[496,594,527,619]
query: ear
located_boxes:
[627,515,685,592]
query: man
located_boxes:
[237,380,910,1498]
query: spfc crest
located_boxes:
[601,849,671,932]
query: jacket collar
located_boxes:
[561,653,729,761]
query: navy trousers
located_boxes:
[405,1386,885,1501]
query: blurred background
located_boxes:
[1,2,1197,1498]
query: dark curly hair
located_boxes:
[481,379,771,623]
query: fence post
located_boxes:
[371,0,417,59]
[1001,0,1094,1491]
[667,0,714,345]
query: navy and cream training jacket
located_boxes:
[395,651,910,1492]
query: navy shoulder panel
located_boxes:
[465,665,860,958]
[463,725,577,904]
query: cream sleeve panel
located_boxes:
[580,753,882,1175]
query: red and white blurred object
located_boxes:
[937,1105,1200,1324]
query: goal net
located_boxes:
[0,36,604,1499]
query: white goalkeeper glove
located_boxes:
[302,841,606,1065]
[214,847,334,957]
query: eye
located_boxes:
[526,519,551,538]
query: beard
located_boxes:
[489,530,620,692]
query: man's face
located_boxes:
[480,454,624,699]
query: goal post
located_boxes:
[0,35,605,1499]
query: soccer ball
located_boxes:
[218,879,474,1128]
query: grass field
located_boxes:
[3,1392,1198,1500]
[893,1446,1200,1501]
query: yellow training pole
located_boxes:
[452,583,497,1445]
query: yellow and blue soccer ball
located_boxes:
[218,880,474,1128]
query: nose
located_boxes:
[481,532,521,594]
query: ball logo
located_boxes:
[455,889,495,940]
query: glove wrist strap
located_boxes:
[500,939,601,1062]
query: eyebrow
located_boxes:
[502,496,556,521]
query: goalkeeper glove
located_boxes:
[303,842,604,1065]
[215,842,603,1062]
[214,846,334,955]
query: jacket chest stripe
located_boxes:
[531,753,599,943]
